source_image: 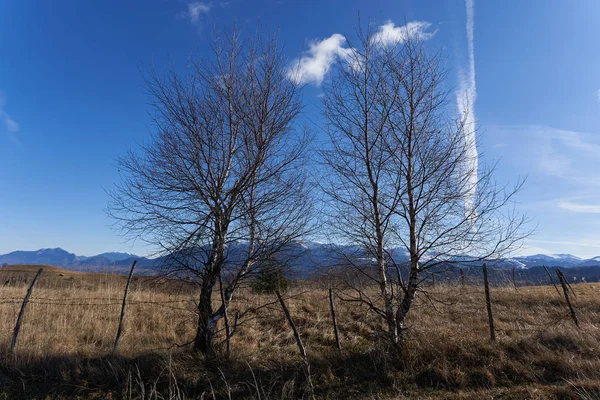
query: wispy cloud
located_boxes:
[558,201,600,214]
[484,124,600,258]
[287,34,353,86]
[0,110,18,132]
[547,127,600,155]
[526,125,600,186]
[456,0,478,213]
[529,238,600,250]
[288,20,434,86]
[0,93,19,134]
[370,21,435,46]
[183,2,210,24]
[518,244,555,256]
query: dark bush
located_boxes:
[251,264,290,294]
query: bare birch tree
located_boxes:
[320,29,404,343]
[108,28,311,354]
[321,25,527,343]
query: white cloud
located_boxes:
[370,21,435,46]
[0,94,19,133]
[287,33,354,86]
[456,0,478,214]
[185,2,210,24]
[288,20,434,86]
[558,201,600,214]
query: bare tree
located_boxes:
[109,28,312,354]
[320,28,404,343]
[321,25,527,344]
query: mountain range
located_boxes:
[1,246,600,275]
[0,248,148,273]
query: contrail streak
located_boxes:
[457,0,478,214]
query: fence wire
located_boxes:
[0,266,594,356]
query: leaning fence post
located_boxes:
[556,268,579,327]
[512,266,517,289]
[460,268,466,286]
[544,265,561,296]
[328,288,341,352]
[275,290,315,400]
[482,264,496,342]
[11,268,43,355]
[113,260,137,352]
[563,273,578,299]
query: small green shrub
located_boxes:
[251,264,290,293]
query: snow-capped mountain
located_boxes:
[514,254,582,268]
[94,252,138,262]
[487,258,528,270]
[509,254,600,268]
[1,245,600,274]
[579,256,600,267]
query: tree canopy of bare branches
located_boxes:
[108,28,312,354]
[320,25,528,343]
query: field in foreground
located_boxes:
[0,266,599,399]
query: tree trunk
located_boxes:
[193,228,226,354]
[385,304,398,344]
[398,109,419,342]
[193,278,218,353]
[396,260,419,340]
[379,253,397,344]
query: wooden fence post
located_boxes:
[512,266,517,289]
[482,264,496,342]
[460,268,466,286]
[328,288,341,352]
[11,268,43,355]
[556,268,579,327]
[275,290,315,400]
[564,274,578,299]
[543,266,561,296]
[113,260,137,352]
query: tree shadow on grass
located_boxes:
[0,338,598,399]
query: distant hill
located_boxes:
[0,248,152,274]
[0,248,80,266]
[0,264,80,275]
[1,245,600,277]
[512,254,583,268]
[94,252,138,262]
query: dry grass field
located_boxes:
[0,265,599,399]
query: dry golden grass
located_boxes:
[0,266,600,399]
[0,266,197,358]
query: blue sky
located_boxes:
[0,0,599,258]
